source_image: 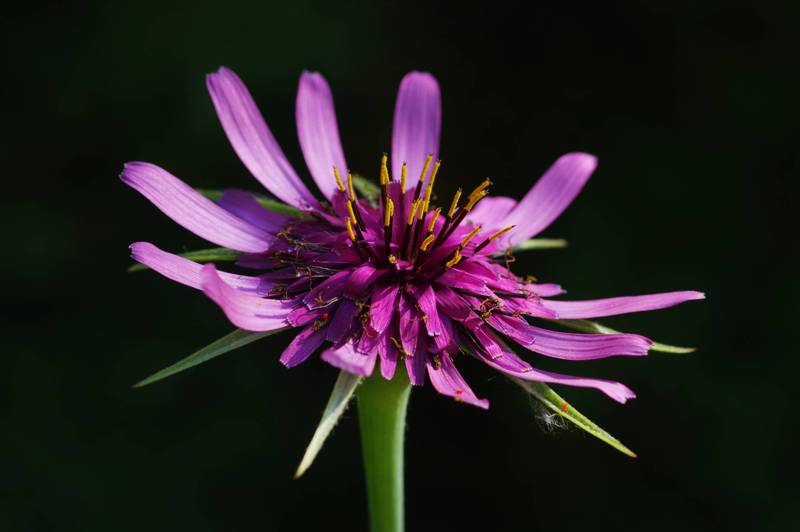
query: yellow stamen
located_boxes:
[468,178,492,199]
[464,190,488,212]
[460,225,482,247]
[384,197,395,226]
[333,166,345,193]
[420,159,441,217]
[407,199,420,225]
[418,154,433,186]
[486,225,515,243]
[427,208,441,232]
[347,201,358,227]
[420,233,436,251]
[448,188,462,218]
[347,172,356,201]
[345,219,357,241]
[380,153,389,185]
[388,254,397,264]
[400,163,407,193]
[445,249,462,268]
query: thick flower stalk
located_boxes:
[123,66,703,530]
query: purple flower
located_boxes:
[123,67,703,412]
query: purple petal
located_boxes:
[370,281,399,334]
[378,329,399,380]
[398,294,421,357]
[472,334,636,404]
[321,341,377,377]
[303,270,351,309]
[404,340,427,386]
[121,162,274,252]
[542,291,706,319]
[465,196,517,230]
[391,72,441,190]
[130,242,270,294]
[296,71,348,200]
[427,353,489,409]
[343,263,384,298]
[200,264,295,332]
[410,284,443,337]
[217,189,288,232]
[280,324,327,368]
[486,314,652,360]
[206,67,318,209]
[502,153,597,244]
[326,299,359,343]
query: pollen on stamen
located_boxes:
[464,190,488,212]
[332,166,346,193]
[347,171,356,201]
[400,163,408,193]
[448,188,462,218]
[420,233,436,251]
[380,153,390,185]
[345,219,357,242]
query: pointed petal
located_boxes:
[201,264,295,331]
[280,324,327,368]
[542,291,705,319]
[378,330,399,380]
[486,314,652,360]
[121,162,274,252]
[370,281,399,334]
[321,342,377,376]
[217,189,288,232]
[477,336,636,403]
[410,284,443,337]
[549,319,698,354]
[391,72,441,190]
[326,299,359,343]
[295,370,362,478]
[502,153,597,244]
[130,242,271,294]
[206,67,318,209]
[296,71,348,200]
[427,353,489,409]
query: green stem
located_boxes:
[357,370,411,532]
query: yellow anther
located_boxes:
[427,208,441,232]
[346,201,358,226]
[419,154,433,185]
[486,225,515,242]
[384,197,395,226]
[468,178,492,199]
[464,190,488,212]
[345,219,357,241]
[400,163,407,193]
[445,249,462,268]
[333,166,346,193]
[380,153,389,185]
[460,225,482,248]
[407,199,421,225]
[347,172,356,201]
[388,254,397,264]
[448,188,462,218]
[420,233,436,251]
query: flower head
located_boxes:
[123,67,703,412]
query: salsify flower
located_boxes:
[123,67,703,465]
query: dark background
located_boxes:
[2,1,797,530]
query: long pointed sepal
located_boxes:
[295,370,362,478]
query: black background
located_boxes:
[2,1,797,530]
